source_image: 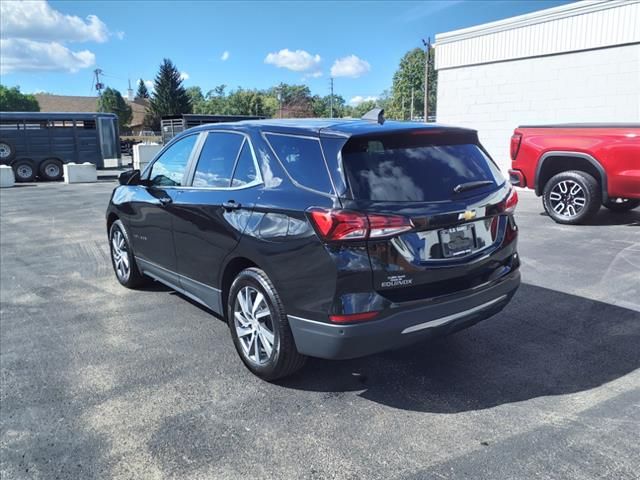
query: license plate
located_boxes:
[439,224,476,257]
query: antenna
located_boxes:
[93,68,104,95]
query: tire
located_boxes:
[109,220,148,288]
[542,170,601,225]
[0,140,15,162]
[12,159,36,183]
[39,159,64,181]
[227,268,307,381]
[603,199,640,213]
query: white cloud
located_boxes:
[0,38,95,74]
[349,95,378,106]
[330,55,370,78]
[221,50,230,61]
[0,1,119,74]
[264,49,321,72]
[180,72,190,81]
[0,0,110,43]
[144,80,154,90]
[303,70,323,80]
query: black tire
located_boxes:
[603,199,640,213]
[39,158,64,181]
[227,268,306,381]
[0,140,15,162]
[109,220,148,288]
[12,159,36,183]
[542,170,601,225]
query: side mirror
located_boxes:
[118,169,141,185]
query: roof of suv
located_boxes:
[187,118,476,137]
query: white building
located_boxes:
[434,0,640,173]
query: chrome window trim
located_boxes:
[262,131,337,198]
[183,130,264,191]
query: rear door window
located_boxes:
[265,134,333,194]
[342,133,504,202]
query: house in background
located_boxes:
[434,0,640,173]
[34,94,148,135]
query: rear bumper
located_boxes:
[288,270,520,360]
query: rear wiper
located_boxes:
[453,180,494,194]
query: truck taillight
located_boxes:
[307,208,414,241]
[510,133,522,160]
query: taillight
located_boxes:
[505,187,518,213]
[307,208,413,241]
[510,133,522,160]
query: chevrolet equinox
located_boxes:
[107,112,521,380]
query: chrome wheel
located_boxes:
[234,286,275,365]
[548,180,586,218]
[15,164,33,180]
[111,229,130,281]
[0,143,11,159]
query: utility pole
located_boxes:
[329,77,334,118]
[93,68,104,96]
[422,37,431,122]
[410,86,414,121]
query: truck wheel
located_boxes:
[603,199,640,212]
[227,268,307,381]
[12,159,36,183]
[0,141,15,162]
[40,159,64,181]
[542,171,601,225]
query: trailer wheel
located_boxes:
[40,158,64,181]
[12,159,36,183]
[0,141,16,162]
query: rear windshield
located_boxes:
[342,133,504,202]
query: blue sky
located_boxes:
[1,0,570,105]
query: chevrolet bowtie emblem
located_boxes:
[459,210,477,221]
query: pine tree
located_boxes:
[135,79,149,99]
[144,59,192,129]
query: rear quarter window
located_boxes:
[342,133,504,202]
[265,133,333,194]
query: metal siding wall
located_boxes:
[436,1,640,70]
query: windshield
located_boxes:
[342,133,504,202]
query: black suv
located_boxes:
[107,114,520,380]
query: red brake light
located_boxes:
[505,187,518,213]
[307,208,413,241]
[329,311,379,323]
[510,133,522,160]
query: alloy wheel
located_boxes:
[111,229,130,281]
[234,286,275,365]
[548,180,586,218]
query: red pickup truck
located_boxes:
[508,124,640,224]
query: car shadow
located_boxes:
[539,208,640,226]
[278,283,640,413]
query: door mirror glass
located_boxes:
[119,169,141,185]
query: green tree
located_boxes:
[312,94,347,118]
[0,85,40,111]
[97,87,132,129]
[145,58,192,129]
[387,47,437,121]
[267,83,313,117]
[186,86,205,112]
[135,79,149,99]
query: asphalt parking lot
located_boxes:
[1,181,639,480]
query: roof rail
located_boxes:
[361,108,385,125]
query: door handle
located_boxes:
[158,196,172,206]
[222,200,242,211]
